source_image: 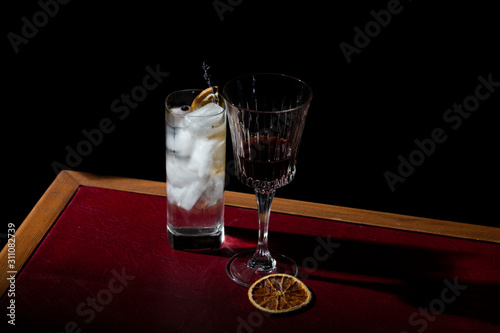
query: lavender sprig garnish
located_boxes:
[202,61,218,104]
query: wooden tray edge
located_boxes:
[0,171,80,295]
[71,171,500,244]
[2,171,499,296]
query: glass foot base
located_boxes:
[167,228,224,251]
[226,250,299,287]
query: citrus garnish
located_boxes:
[190,86,225,111]
[248,274,312,314]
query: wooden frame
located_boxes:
[2,170,499,295]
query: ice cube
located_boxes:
[166,180,182,205]
[166,127,193,156]
[166,107,190,128]
[186,103,225,130]
[167,178,208,211]
[188,103,224,117]
[209,138,226,174]
[166,154,199,188]
[203,171,225,207]
[170,106,186,115]
[187,137,222,178]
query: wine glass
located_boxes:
[223,73,312,287]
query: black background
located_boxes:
[3,0,499,243]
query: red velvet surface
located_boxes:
[2,186,499,332]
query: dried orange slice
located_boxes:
[248,274,312,314]
[190,86,225,111]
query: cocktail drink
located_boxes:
[224,73,312,286]
[165,88,226,250]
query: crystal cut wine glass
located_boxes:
[223,73,312,287]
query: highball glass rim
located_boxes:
[165,89,225,117]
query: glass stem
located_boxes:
[248,188,276,271]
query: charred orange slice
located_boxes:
[190,86,225,111]
[248,274,312,314]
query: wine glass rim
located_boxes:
[222,73,313,113]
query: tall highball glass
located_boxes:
[224,74,312,287]
[165,89,226,251]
